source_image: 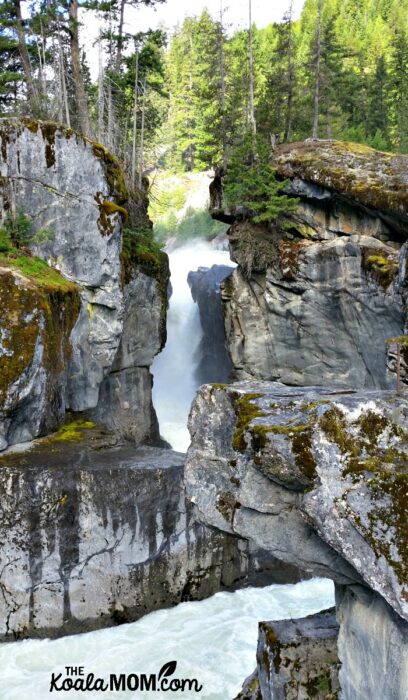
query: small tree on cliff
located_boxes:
[223,133,297,224]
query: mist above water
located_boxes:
[152,240,234,452]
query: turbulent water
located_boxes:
[152,241,234,452]
[1,579,334,700]
[2,240,335,698]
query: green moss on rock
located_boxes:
[362,249,399,290]
[47,418,96,443]
[319,403,408,588]
[0,265,80,411]
[272,140,408,220]
[231,392,265,452]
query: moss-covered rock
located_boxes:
[257,610,340,700]
[272,140,408,227]
[0,266,80,449]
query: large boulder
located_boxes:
[255,609,340,700]
[185,381,408,699]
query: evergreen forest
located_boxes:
[1,0,408,182]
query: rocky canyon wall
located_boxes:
[212,141,408,390]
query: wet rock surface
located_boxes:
[0,424,261,640]
[188,263,234,384]
[252,609,339,700]
[185,381,408,698]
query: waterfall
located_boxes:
[152,240,234,452]
[1,242,335,700]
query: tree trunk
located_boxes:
[313,0,323,139]
[98,26,105,142]
[115,0,126,73]
[68,0,91,136]
[131,51,139,186]
[138,78,147,190]
[107,79,113,150]
[59,38,71,127]
[13,0,39,109]
[220,0,227,167]
[248,0,256,135]
[283,0,294,142]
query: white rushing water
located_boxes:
[2,239,335,698]
[152,241,234,452]
[0,578,334,700]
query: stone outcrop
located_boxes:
[272,141,408,231]
[0,266,80,450]
[185,381,408,699]
[188,263,234,384]
[211,140,408,389]
[0,118,168,449]
[236,609,340,700]
[0,421,254,640]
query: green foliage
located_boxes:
[163,0,408,169]
[149,184,186,221]
[165,10,226,171]
[0,210,55,248]
[224,133,298,224]
[122,225,163,260]
[154,207,227,246]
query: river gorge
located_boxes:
[0,119,407,699]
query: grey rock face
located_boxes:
[92,367,156,444]
[0,431,258,640]
[210,139,408,389]
[256,609,340,700]
[186,383,363,585]
[233,669,262,700]
[222,235,403,388]
[186,380,408,699]
[186,382,408,611]
[91,268,167,443]
[113,270,164,371]
[336,585,408,700]
[0,119,168,447]
[0,267,80,451]
[0,119,125,412]
[188,264,234,384]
